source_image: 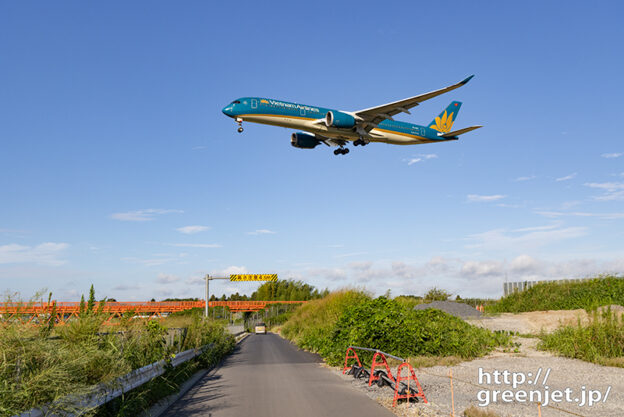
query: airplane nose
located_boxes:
[222,105,234,117]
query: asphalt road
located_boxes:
[162,333,395,417]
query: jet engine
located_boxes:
[325,111,356,128]
[291,132,321,149]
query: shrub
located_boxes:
[489,276,624,313]
[282,292,510,366]
[538,307,624,367]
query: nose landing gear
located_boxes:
[333,147,350,156]
[236,118,244,133]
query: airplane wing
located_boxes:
[354,75,474,131]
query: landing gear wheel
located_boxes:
[333,149,341,155]
[237,127,244,133]
[343,148,350,154]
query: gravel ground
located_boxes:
[414,301,483,319]
[330,339,624,417]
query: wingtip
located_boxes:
[461,74,475,84]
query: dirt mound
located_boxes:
[467,309,589,334]
[414,301,483,319]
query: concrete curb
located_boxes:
[142,333,249,417]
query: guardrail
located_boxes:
[16,345,212,417]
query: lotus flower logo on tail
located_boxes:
[430,111,454,133]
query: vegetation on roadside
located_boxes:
[463,405,501,417]
[487,276,624,313]
[282,290,510,367]
[538,307,624,367]
[0,290,235,417]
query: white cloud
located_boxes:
[221,266,248,276]
[156,273,181,284]
[0,242,69,266]
[466,226,587,251]
[467,194,506,202]
[514,175,536,182]
[110,209,183,222]
[537,211,624,220]
[176,225,210,234]
[512,224,560,233]
[461,260,503,277]
[405,154,437,165]
[121,253,185,267]
[509,254,540,273]
[555,173,577,182]
[247,229,276,235]
[601,153,622,159]
[334,252,368,259]
[585,182,624,201]
[170,243,222,248]
[113,284,141,291]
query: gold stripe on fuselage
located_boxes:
[238,113,430,144]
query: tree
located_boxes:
[79,294,85,314]
[87,284,96,313]
[424,287,451,302]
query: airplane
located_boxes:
[221,75,482,156]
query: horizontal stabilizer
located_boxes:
[438,125,483,138]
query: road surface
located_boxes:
[162,333,395,417]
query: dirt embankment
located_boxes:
[466,305,624,335]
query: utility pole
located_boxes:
[204,274,210,317]
[203,274,230,318]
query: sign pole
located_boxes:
[204,274,210,318]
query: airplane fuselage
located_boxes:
[222,97,450,145]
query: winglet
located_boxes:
[460,75,475,85]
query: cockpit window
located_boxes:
[232,100,241,104]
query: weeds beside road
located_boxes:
[282,290,510,367]
[0,312,234,416]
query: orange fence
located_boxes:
[0,300,306,324]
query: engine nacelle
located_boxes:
[291,132,321,149]
[325,111,356,128]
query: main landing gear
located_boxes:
[236,118,244,133]
[353,138,368,146]
[334,147,350,155]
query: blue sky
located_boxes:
[1,1,623,301]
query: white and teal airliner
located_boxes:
[222,75,482,156]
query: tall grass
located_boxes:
[538,307,624,367]
[0,311,234,416]
[282,291,510,366]
[281,290,370,354]
[489,276,624,313]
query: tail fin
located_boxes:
[429,101,462,133]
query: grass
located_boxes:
[463,405,501,417]
[282,291,511,367]
[538,307,624,367]
[0,311,234,416]
[408,355,464,368]
[488,275,624,313]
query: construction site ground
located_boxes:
[330,306,624,417]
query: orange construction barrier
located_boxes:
[368,352,395,387]
[392,362,428,406]
[342,347,363,374]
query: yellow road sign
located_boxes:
[230,274,278,282]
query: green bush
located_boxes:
[282,292,510,366]
[489,276,624,313]
[538,307,624,367]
